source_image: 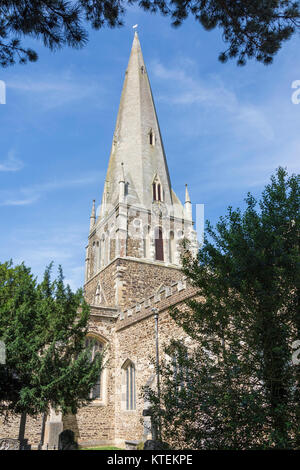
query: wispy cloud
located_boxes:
[150,56,300,205]
[7,69,103,109]
[0,171,104,206]
[1,197,38,206]
[0,150,24,172]
[152,61,274,141]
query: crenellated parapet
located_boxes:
[116,277,198,331]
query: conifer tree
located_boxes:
[146,167,300,449]
[0,1,299,67]
[0,262,103,421]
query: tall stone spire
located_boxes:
[85,32,198,285]
[101,32,173,214]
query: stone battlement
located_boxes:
[117,277,198,330]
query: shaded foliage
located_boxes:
[145,167,300,449]
[138,0,300,65]
[0,1,299,66]
[0,262,103,417]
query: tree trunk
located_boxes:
[18,412,27,442]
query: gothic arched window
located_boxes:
[95,283,102,305]
[152,175,163,202]
[85,337,103,400]
[152,182,156,201]
[122,360,136,410]
[155,227,164,261]
[157,184,161,201]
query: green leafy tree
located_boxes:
[0,262,103,420]
[145,167,300,449]
[0,1,299,67]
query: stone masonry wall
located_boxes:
[113,283,200,446]
[117,259,184,308]
[66,307,118,447]
[0,414,42,449]
[84,257,184,310]
[84,260,119,307]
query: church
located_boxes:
[0,32,199,449]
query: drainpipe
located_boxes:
[152,307,161,440]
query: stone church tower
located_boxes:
[71,32,199,448]
[84,32,197,310]
[0,33,199,449]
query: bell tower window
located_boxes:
[152,183,156,201]
[155,227,164,261]
[157,184,161,201]
[152,175,163,202]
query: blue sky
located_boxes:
[0,6,299,290]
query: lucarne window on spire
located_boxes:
[149,129,155,146]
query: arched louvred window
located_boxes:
[155,227,164,261]
[85,337,103,399]
[152,183,156,201]
[152,175,163,202]
[157,184,161,201]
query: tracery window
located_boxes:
[85,337,103,399]
[122,360,136,410]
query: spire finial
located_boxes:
[119,162,125,183]
[119,163,126,203]
[185,184,191,204]
[185,184,192,221]
[91,199,96,215]
[90,199,96,230]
